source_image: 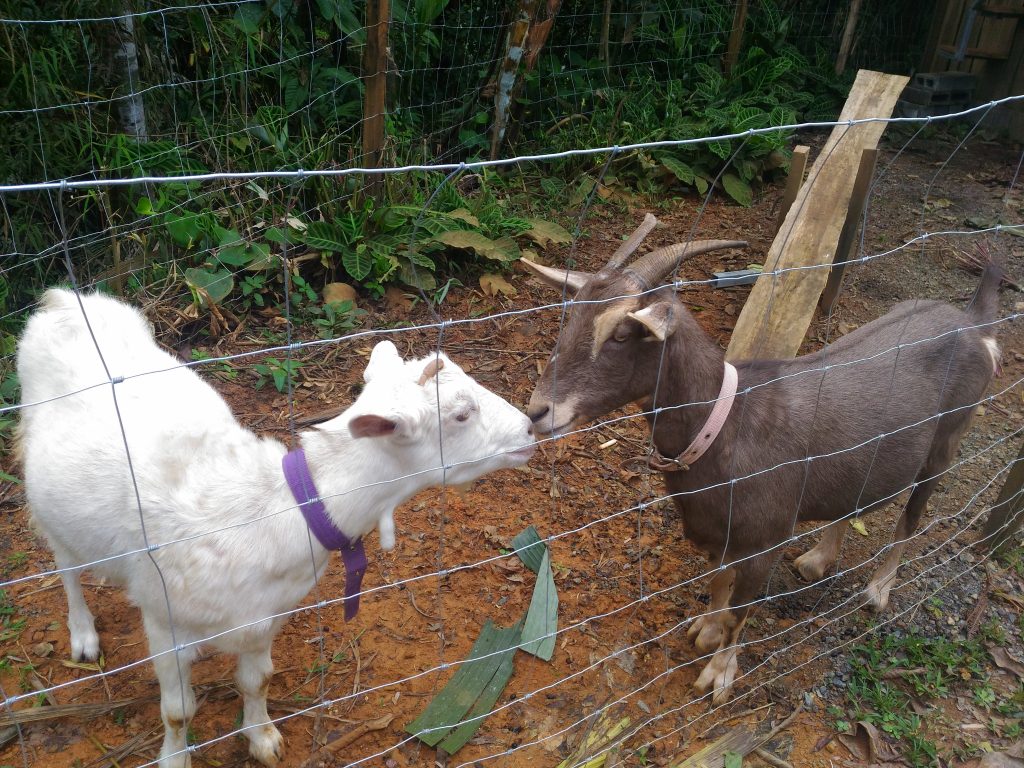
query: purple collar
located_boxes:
[282,448,366,621]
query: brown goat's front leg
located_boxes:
[794,519,847,582]
[687,566,736,653]
[693,552,776,705]
[866,476,938,611]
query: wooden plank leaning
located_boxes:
[726,69,909,363]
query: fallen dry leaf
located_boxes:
[323,282,357,305]
[837,720,901,763]
[384,285,413,311]
[977,741,1024,767]
[990,646,1024,680]
[479,273,517,298]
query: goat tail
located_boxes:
[38,287,78,314]
[968,264,1003,328]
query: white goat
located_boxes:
[16,288,536,768]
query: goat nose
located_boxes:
[527,404,550,424]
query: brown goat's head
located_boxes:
[524,214,746,436]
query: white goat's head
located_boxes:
[342,340,535,484]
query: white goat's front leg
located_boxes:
[236,645,283,767]
[55,549,100,662]
[794,520,846,582]
[378,509,396,551]
[147,621,198,768]
[687,566,735,653]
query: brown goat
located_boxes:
[523,215,1002,703]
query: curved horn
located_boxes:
[519,257,592,294]
[417,357,445,386]
[629,239,748,285]
[605,213,659,270]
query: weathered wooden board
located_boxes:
[726,70,909,362]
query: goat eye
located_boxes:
[454,411,471,423]
[612,325,631,343]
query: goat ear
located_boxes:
[349,414,399,439]
[627,303,676,341]
[364,340,401,382]
[519,258,591,294]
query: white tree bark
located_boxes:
[114,11,147,141]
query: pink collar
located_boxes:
[647,362,738,472]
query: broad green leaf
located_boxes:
[660,155,695,185]
[214,226,243,248]
[722,173,753,207]
[245,242,276,271]
[163,212,205,248]
[264,226,288,244]
[398,258,436,290]
[406,619,522,752]
[435,230,519,262]
[184,267,234,307]
[342,247,373,281]
[520,549,558,661]
[305,221,349,252]
[216,244,251,267]
[522,218,572,248]
[511,525,545,574]
[446,208,480,227]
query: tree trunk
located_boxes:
[113,11,147,141]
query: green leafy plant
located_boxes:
[253,357,304,393]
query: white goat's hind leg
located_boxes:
[52,543,100,662]
[794,519,846,582]
[147,620,198,768]
[236,644,284,767]
[687,566,735,653]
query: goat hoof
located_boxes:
[249,725,284,767]
[693,622,725,654]
[71,631,100,663]
[793,552,827,582]
[687,615,723,649]
[865,581,892,613]
[693,648,738,704]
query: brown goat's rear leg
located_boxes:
[687,566,735,653]
[866,477,938,612]
[693,553,775,704]
[794,519,846,582]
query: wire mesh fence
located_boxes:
[1,2,1023,768]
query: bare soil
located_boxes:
[1,130,1023,768]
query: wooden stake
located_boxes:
[362,0,389,200]
[724,0,749,76]
[835,0,864,75]
[775,145,810,232]
[982,439,1024,557]
[819,147,878,314]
